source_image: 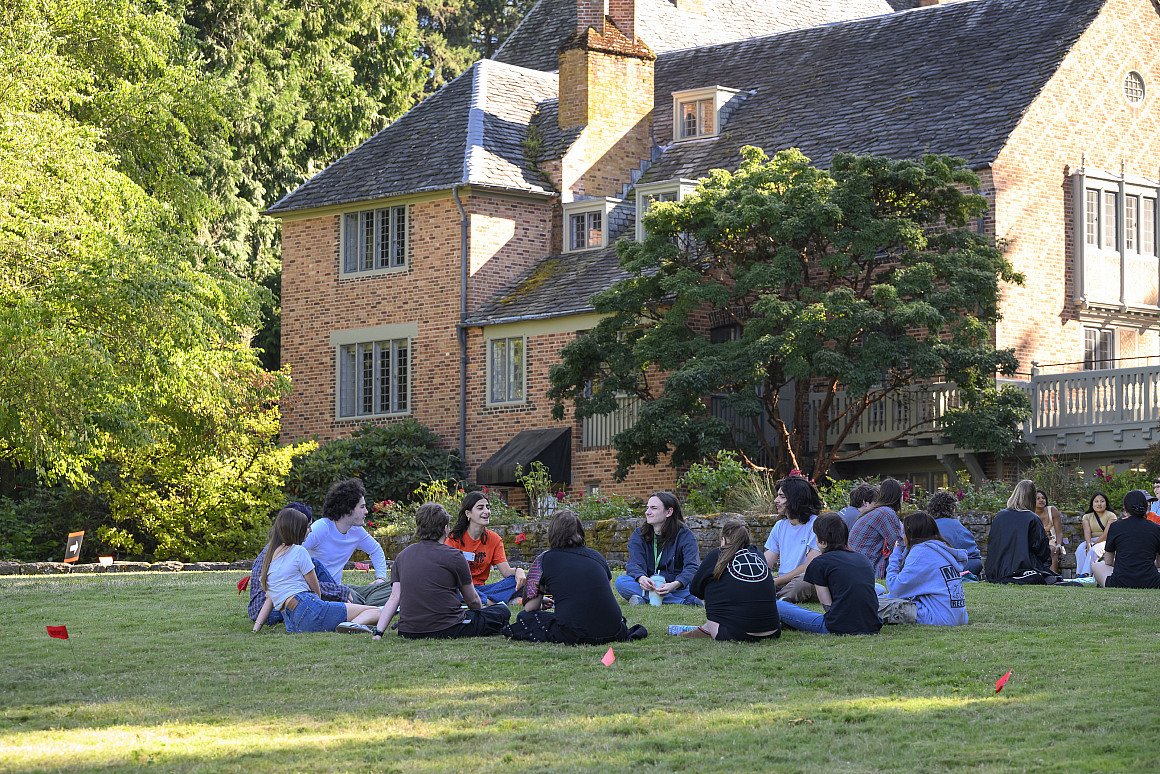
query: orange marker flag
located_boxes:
[995,670,1012,693]
[47,625,69,640]
[601,647,616,666]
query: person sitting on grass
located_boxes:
[445,492,526,604]
[838,483,879,533]
[681,518,780,642]
[775,513,881,635]
[848,478,904,579]
[252,508,383,634]
[503,510,643,645]
[762,476,823,602]
[984,479,1055,584]
[1074,491,1115,578]
[1035,489,1066,575]
[303,479,388,590]
[1091,490,1160,589]
[885,511,968,626]
[614,492,703,606]
[925,490,983,578]
[372,503,510,641]
[247,501,359,628]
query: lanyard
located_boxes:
[652,539,664,574]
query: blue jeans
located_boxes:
[776,600,830,633]
[478,574,520,604]
[266,559,338,627]
[283,592,348,633]
[614,574,698,605]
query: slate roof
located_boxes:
[476,0,1107,324]
[494,0,899,72]
[267,61,560,214]
[642,0,1106,182]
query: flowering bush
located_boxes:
[557,491,638,521]
[678,451,754,515]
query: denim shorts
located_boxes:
[282,592,347,633]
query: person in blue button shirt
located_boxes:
[615,492,703,606]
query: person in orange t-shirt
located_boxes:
[445,492,526,604]
[1148,478,1160,526]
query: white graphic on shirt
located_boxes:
[940,564,966,608]
[729,551,772,582]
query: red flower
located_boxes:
[514,533,526,544]
[555,491,565,500]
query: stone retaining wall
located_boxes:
[0,509,1092,575]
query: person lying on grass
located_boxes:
[614,491,703,606]
[680,518,780,641]
[1091,490,1160,590]
[776,513,882,635]
[252,508,382,634]
[371,503,510,641]
[445,492,526,605]
[885,511,968,626]
[503,510,642,645]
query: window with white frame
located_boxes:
[671,86,743,142]
[338,339,410,417]
[1074,169,1160,308]
[1083,327,1115,370]
[488,336,525,404]
[569,209,603,250]
[342,205,407,274]
[634,181,694,241]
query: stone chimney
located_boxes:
[557,0,655,199]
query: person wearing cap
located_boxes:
[1091,490,1160,589]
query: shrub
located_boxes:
[369,482,527,540]
[951,472,1009,512]
[285,419,464,508]
[678,451,754,515]
[0,483,111,562]
[558,491,638,521]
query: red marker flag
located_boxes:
[354,562,371,571]
[47,625,69,640]
[237,576,250,594]
[995,670,1012,693]
[601,647,616,666]
[514,533,526,545]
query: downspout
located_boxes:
[453,184,469,464]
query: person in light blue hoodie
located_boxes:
[885,511,968,626]
[925,491,983,577]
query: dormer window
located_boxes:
[634,180,697,241]
[671,86,745,142]
[562,198,616,252]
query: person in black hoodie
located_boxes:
[984,479,1054,584]
[682,518,780,641]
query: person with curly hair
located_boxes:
[925,490,983,577]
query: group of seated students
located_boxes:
[248,473,1160,642]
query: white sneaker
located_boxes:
[336,622,372,635]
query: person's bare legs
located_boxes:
[1091,560,1113,588]
[345,603,381,624]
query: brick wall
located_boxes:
[990,0,1160,371]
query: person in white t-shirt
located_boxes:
[253,508,381,633]
[763,476,822,602]
[302,479,388,585]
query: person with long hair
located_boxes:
[252,508,382,633]
[503,510,641,644]
[775,513,881,635]
[681,518,780,641]
[445,491,526,604]
[925,491,983,577]
[848,478,904,579]
[885,511,968,626]
[372,503,511,640]
[1034,489,1066,574]
[984,479,1054,584]
[1091,490,1160,589]
[1074,491,1115,577]
[762,476,823,602]
[614,492,703,605]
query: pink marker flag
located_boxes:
[601,647,616,666]
[47,625,69,640]
[354,562,371,571]
[995,670,1012,694]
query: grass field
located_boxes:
[1,571,1158,773]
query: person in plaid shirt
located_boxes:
[848,479,904,579]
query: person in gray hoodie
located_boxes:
[885,511,968,626]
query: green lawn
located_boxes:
[1,572,1158,773]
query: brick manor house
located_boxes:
[270,0,1160,500]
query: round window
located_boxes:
[1124,70,1146,105]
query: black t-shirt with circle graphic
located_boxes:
[690,546,780,634]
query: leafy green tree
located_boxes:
[412,0,537,91]
[548,147,1030,480]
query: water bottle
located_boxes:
[649,574,665,606]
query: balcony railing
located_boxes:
[581,394,641,448]
[806,383,961,452]
[1029,364,1160,433]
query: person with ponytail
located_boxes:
[682,518,780,641]
[776,513,881,635]
[885,511,968,626]
[252,508,382,633]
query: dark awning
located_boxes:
[475,427,572,487]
